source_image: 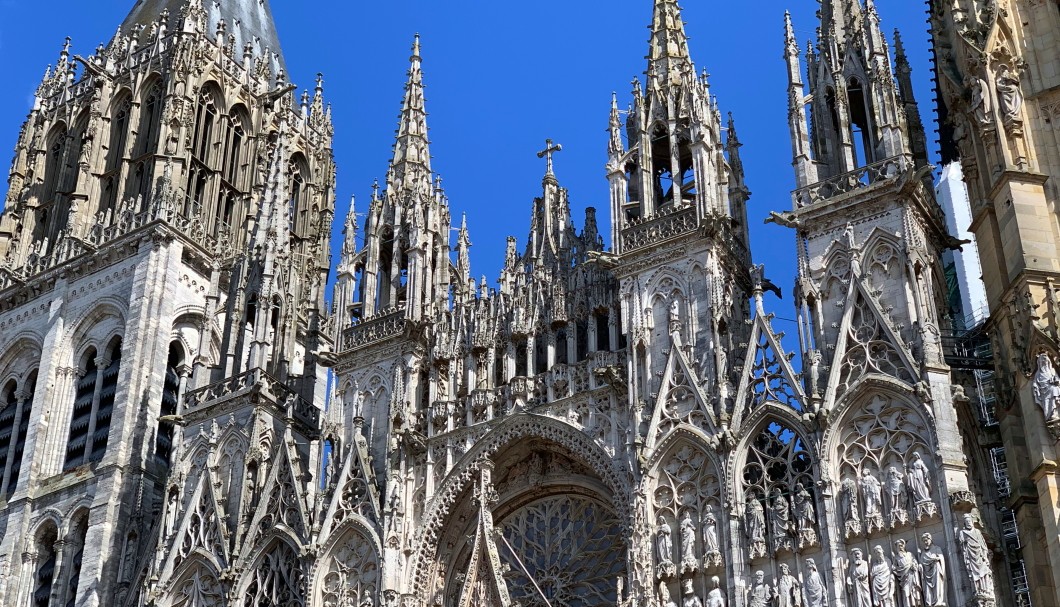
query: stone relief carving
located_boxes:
[321,530,380,607]
[995,64,1023,122]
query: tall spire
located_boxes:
[388,34,432,194]
[647,0,693,84]
[120,0,286,69]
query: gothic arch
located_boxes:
[728,409,819,508]
[65,298,127,357]
[236,534,307,607]
[409,414,631,595]
[0,335,43,381]
[311,520,381,607]
[163,557,227,607]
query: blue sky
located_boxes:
[0,1,936,324]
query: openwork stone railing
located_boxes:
[792,155,910,208]
[342,309,406,350]
[620,204,698,252]
[185,367,319,427]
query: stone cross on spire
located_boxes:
[536,139,563,177]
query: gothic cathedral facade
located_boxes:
[0,1,1028,607]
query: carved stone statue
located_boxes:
[906,452,936,520]
[657,517,676,577]
[885,465,907,527]
[1032,352,1060,421]
[669,298,683,337]
[702,504,721,567]
[995,64,1024,121]
[848,548,871,607]
[841,477,862,537]
[860,469,883,533]
[682,578,703,607]
[744,493,766,559]
[870,545,896,607]
[775,563,799,607]
[803,558,827,607]
[919,533,947,607]
[680,510,698,574]
[706,576,725,607]
[958,514,996,599]
[967,73,992,125]
[747,570,773,607]
[893,539,922,607]
[769,487,793,553]
[793,482,817,547]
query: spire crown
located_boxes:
[388,34,432,194]
[647,0,693,84]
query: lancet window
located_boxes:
[155,342,184,465]
[126,83,163,209]
[0,371,36,496]
[188,87,220,216]
[100,95,132,214]
[243,541,306,607]
[215,105,249,236]
[64,512,89,607]
[64,337,122,470]
[290,154,313,238]
[32,521,59,607]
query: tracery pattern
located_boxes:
[243,542,306,607]
[835,294,913,398]
[652,442,723,582]
[172,567,225,607]
[654,359,709,438]
[836,395,937,535]
[174,480,225,570]
[320,530,379,607]
[498,494,625,607]
[742,423,819,555]
[742,331,800,412]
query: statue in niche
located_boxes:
[957,514,996,599]
[841,477,862,537]
[893,539,922,607]
[706,576,725,607]
[768,487,793,553]
[701,504,721,567]
[919,533,947,607]
[871,545,896,607]
[906,452,936,520]
[848,548,872,607]
[967,73,992,125]
[995,64,1024,122]
[744,492,766,559]
[793,482,817,547]
[669,298,683,337]
[860,468,883,533]
[657,516,676,578]
[803,558,827,607]
[747,570,774,607]
[660,581,679,607]
[1032,352,1060,421]
[886,465,908,527]
[682,578,703,607]
[775,563,799,607]
[680,510,698,574]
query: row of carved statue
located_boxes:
[840,453,937,538]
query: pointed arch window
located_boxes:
[100,96,132,214]
[32,522,59,607]
[155,342,184,465]
[188,87,220,218]
[243,541,306,607]
[215,106,249,236]
[289,155,312,238]
[63,513,89,607]
[64,337,122,470]
[41,127,68,203]
[0,371,36,497]
[127,83,163,210]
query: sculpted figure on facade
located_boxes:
[849,548,872,607]
[658,516,676,578]
[680,509,698,574]
[841,477,861,537]
[871,545,896,607]
[682,578,703,607]
[919,533,947,607]
[893,539,922,607]
[957,514,995,600]
[885,465,907,527]
[745,492,767,559]
[660,580,679,607]
[906,452,935,520]
[860,469,884,533]
[995,64,1023,122]
[706,576,725,607]
[1032,352,1060,421]
[775,563,799,607]
[967,72,992,125]
[701,504,721,568]
[804,558,826,607]
[792,482,817,548]
[768,487,793,553]
[747,570,773,607]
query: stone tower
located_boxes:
[0,0,334,605]
[930,0,1060,605]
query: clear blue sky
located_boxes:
[0,1,936,325]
